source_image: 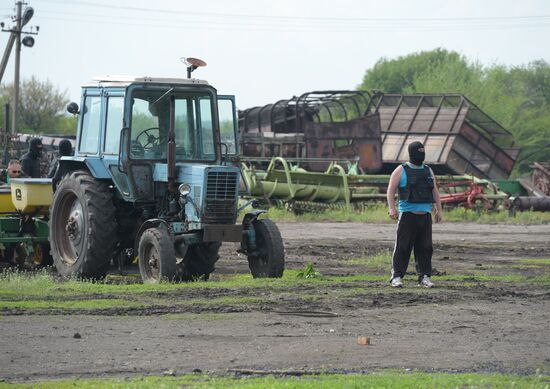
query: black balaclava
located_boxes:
[29,138,43,159]
[59,139,73,157]
[408,141,425,166]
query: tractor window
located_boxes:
[129,89,216,162]
[199,98,214,156]
[218,98,237,154]
[130,98,161,159]
[104,96,124,154]
[79,95,101,154]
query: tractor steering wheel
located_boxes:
[135,127,161,150]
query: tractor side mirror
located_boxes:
[67,102,80,115]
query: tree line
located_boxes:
[0,76,76,135]
[360,48,550,175]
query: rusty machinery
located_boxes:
[239,90,383,174]
[239,92,521,181]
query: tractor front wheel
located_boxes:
[247,218,284,278]
[138,227,177,283]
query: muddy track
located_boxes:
[1,222,549,381]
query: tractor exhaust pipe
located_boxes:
[168,97,177,194]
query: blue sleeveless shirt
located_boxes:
[398,162,433,213]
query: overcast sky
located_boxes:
[1,0,549,110]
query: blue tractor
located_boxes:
[49,60,284,282]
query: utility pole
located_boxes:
[0,1,38,134]
[13,1,22,135]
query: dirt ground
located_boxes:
[1,222,550,382]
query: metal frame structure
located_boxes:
[371,93,520,179]
[239,91,381,172]
[239,91,520,179]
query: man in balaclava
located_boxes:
[386,141,443,288]
[20,138,44,178]
[48,139,73,179]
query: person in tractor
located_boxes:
[386,141,443,288]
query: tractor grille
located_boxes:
[203,170,238,223]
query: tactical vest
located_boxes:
[398,163,435,204]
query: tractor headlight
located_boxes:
[178,183,191,206]
[178,183,191,197]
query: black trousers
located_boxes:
[391,212,433,280]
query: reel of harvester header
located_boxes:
[0,178,53,269]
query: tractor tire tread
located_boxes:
[248,218,285,278]
[50,170,117,279]
[138,227,177,283]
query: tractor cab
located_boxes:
[65,76,238,203]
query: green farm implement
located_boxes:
[0,179,52,268]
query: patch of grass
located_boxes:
[347,250,392,271]
[519,258,550,266]
[438,274,550,285]
[266,203,550,224]
[0,298,138,310]
[4,371,548,388]
[438,207,550,224]
[266,204,391,223]
[2,266,547,313]
[0,270,389,312]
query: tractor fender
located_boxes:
[55,158,111,191]
[242,209,267,228]
[59,157,111,178]
[133,219,173,256]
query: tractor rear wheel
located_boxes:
[247,218,284,278]
[138,227,177,283]
[179,242,221,281]
[49,170,117,279]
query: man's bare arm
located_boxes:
[387,166,402,220]
[430,168,443,223]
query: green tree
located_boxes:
[361,48,472,93]
[0,76,71,135]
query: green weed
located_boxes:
[296,262,321,279]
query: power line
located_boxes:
[38,14,550,33]
[37,9,550,29]
[39,0,550,25]
[35,7,550,32]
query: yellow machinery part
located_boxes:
[9,178,53,215]
[0,186,17,213]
